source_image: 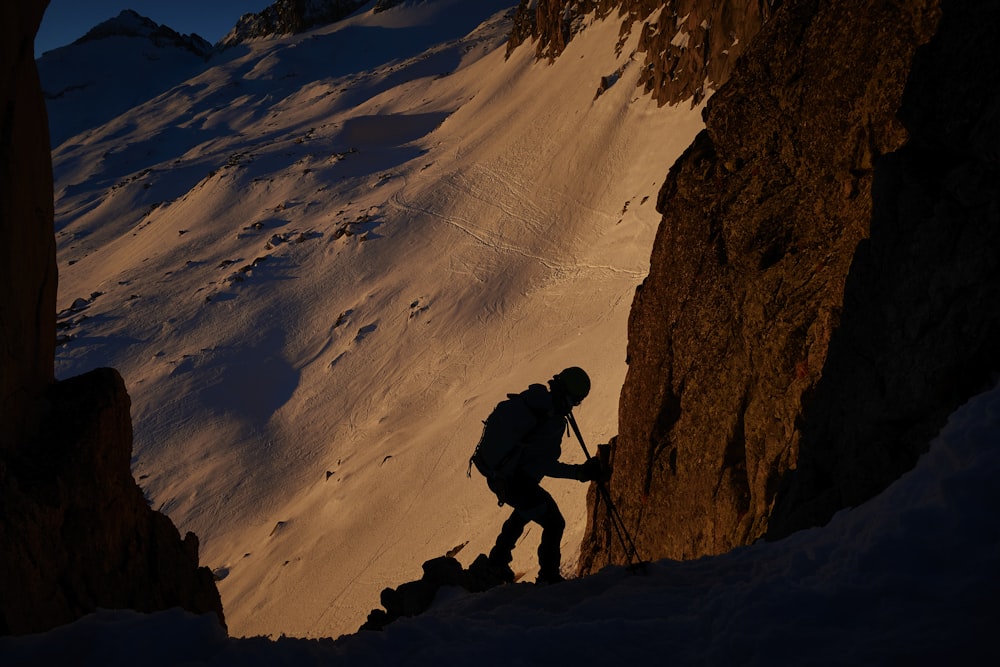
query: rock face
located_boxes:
[580,0,1000,572]
[508,0,776,105]
[1,369,224,635]
[1,0,224,636]
[2,0,55,456]
[219,0,367,48]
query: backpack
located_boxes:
[467,385,548,505]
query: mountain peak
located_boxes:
[72,9,212,57]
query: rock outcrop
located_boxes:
[1,368,224,635]
[360,552,519,632]
[219,0,367,48]
[580,0,1000,572]
[1,0,224,636]
[507,0,776,106]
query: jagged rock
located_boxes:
[359,554,513,632]
[1,368,225,634]
[220,0,367,48]
[581,0,1000,572]
[1,3,224,636]
[506,1,774,106]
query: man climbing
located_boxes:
[469,366,605,584]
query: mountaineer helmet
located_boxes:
[555,367,591,405]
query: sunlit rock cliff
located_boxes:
[579,0,1000,571]
[508,0,777,105]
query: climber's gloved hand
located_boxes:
[578,457,604,482]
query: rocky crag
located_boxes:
[359,551,516,632]
[508,0,778,106]
[578,0,1000,572]
[219,0,367,48]
[1,0,224,636]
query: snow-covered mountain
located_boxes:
[37,10,213,147]
[43,0,705,639]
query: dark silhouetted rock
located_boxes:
[581,0,1000,573]
[1,369,225,634]
[1,0,55,455]
[360,554,516,631]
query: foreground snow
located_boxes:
[4,381,997,665]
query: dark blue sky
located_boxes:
[35,0,275,55]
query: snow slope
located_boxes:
[48,1,705,639]
[4,379,997,664]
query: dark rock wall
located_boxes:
[768,0,1000,537]
[1,0,224,636]
[1,369,224,635]
[581,0,1000,572]
[1,0,55,455]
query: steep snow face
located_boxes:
[50,0,705,639]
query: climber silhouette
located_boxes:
[469,367,603,584]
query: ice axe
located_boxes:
[566,409,645,571]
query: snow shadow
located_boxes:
[185,341,299,425]
[338,112,448,148]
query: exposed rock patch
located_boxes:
[220,0,367,48]
[507,1,776,106]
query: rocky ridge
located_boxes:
[219,0,367,48]
[507,0,778,106]
[579,0,1000,572]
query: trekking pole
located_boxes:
[566,410,644,569]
